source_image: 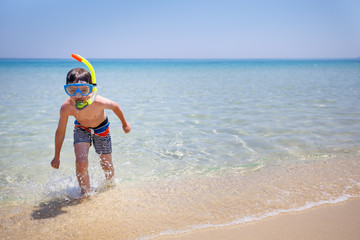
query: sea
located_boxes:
[0,58,359,239]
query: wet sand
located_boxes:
[158,197,360,240]
[1,162,359,240]
[1,194,359,240]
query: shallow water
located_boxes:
[0,59,360,239]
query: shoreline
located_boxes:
[156,197,360,240]
[0,191,359,240]
[1,158,359,240]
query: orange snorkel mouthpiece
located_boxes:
[71,54,83,62]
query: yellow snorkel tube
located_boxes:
[71,54,98,110]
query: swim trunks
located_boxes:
[73,117,112,154]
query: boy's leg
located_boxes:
[74,142,91,195]
[100,153,114,180]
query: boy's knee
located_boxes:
[76,157,88,169]
[101,159,112,168]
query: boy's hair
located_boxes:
[66,68,91,84]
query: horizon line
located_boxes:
[0,57,359,60]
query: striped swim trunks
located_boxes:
[73,117,112,154]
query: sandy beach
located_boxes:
[0,187,359,240]
[158,197,360,240]
[1,160,359,240]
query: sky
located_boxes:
[0,0,359,59]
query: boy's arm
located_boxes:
[51,105,70,169]
[107,100,131,133]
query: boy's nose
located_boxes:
[75,92,82,97]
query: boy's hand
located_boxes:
[51,157,60,169]
[123,122,131,134]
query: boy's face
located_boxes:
[67,81,92,103]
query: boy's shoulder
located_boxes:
[93,95,118,110]
[60,98,74,114]
[94,95,115,105]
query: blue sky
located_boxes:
[0,0,359,58]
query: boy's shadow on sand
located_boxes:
[31,184,115,220]
[31,197,84,220]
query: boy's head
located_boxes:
[66,68,92,84]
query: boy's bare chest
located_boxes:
[71,105,105,128]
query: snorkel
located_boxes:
[71,54,98,110]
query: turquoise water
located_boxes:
[0,59,360,238]
[1,58,360,200]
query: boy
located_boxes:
[51,68,131,195]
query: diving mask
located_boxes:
[64,83,93,97]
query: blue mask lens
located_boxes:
[64,83,93,96]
